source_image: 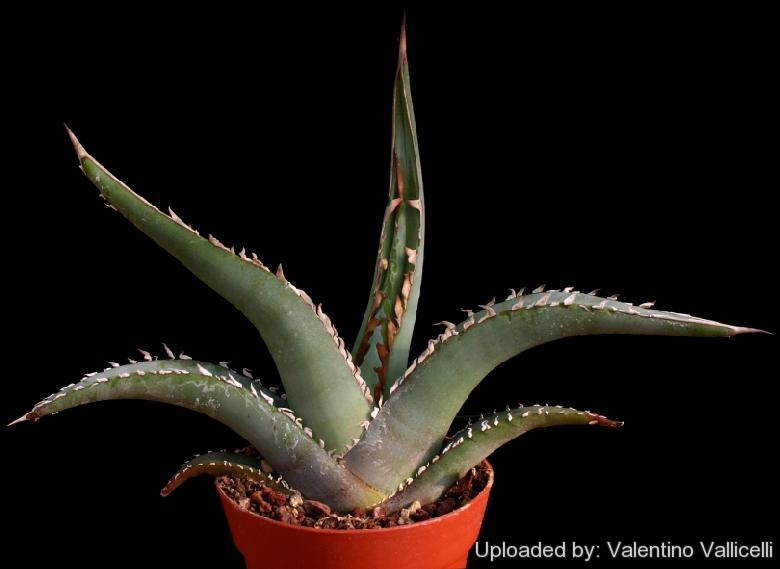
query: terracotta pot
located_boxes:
[217,461,494,569]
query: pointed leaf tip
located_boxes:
[399,15,407,60]
[64,125,88,162]
[7,414,29,427]
[588,413,623,428]
[733,326,771,336]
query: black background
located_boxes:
[3,7,775,567]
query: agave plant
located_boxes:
[11,25,760,516]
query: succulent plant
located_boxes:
[10,24,761,516]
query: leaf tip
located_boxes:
[399,14,407,60]
[731,326,771,336]
[7,414,29,427]
[64,124,88,162]
[587,413,623,428]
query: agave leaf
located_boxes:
[161,450,288,496]
[11,359,383,511]
[379,405,620,512]
[346,290,763,494]
[66,128,371,451]
[353,22,425,402]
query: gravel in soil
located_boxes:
[217,463,489,530]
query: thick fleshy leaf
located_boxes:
[353,22,425,402]
[346,290,762,494]
[11,359,383,511]
[66,128,371,451]
[380,405,620,512]
[161,450,288,496]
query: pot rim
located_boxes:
[215,459,494,536]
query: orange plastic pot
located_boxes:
[217,462,494,569]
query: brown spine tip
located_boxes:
[588,413,624,428]
[399,14,407,60]
[7,414,29,427]
[732,326,772,336]
[64,124,89,162]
